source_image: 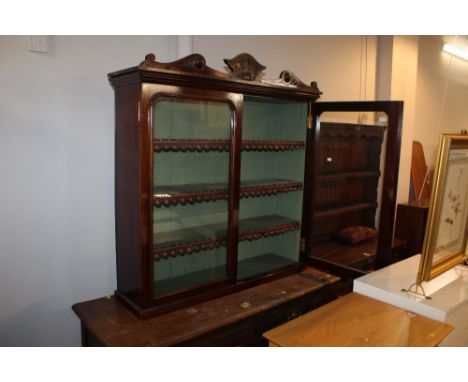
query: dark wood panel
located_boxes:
[320,122,385,139]
[314,203,377,220]
[317,138,383,175]
[316,171,380,182]
[114,83,143,294]
[314,177,379,210]
[395,201,429,256]
[317,122,384,177]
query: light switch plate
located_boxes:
[29,36,48,53]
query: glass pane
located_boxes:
[153,98,232,296]
[237,96,307,280]
[310,111,390,274]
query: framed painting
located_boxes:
[417,133,468,282]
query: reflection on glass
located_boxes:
[152,98,232,296]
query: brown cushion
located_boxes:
[333,226,378,246]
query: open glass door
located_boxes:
[307,101,404,278]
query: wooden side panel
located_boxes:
[114,83,143,294]
[395,201,429,256]
[411,140,431,204]
[375,102,403,268]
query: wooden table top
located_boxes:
[72,267,339,346]
[263,292,453,347]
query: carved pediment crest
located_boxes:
[134,52,320,97]
[223,53,266,81]
[140,53,226,78]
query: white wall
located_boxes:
[0,36,176,346]
[194,36,377,101]
[414,36,468,167]
[374,36,468,204]
[389,36,420,204]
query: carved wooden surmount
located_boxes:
[224,53,266,81]
[140,53,227,79]
[279,70,303,86]
[261,71,322,95]
[112,52,323,97]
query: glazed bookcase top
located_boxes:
[106,53,404,320]
[109,51,404,319]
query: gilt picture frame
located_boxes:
[417,134,468,282]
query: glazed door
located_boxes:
[236,96,309,280]
[150,87,242,298]
[307,101,403,277]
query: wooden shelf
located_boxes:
[154,139,304,152]
[237,253,297,280]
[320,122,385,139]
[316,171,380,183]
[154,264,228,296]
[314,203,377,220]
[154,179,303,207]
[154,253,296,296]
[311,240,376,269]
[242,140,304,151]
[154,215,300,260]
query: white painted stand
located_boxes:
[353,255,468,346]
